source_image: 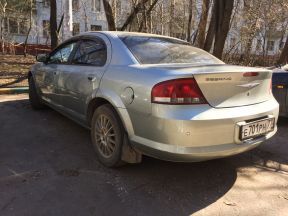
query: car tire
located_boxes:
[28,76,45,110]
[91,104,126,167]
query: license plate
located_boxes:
[240,118,275,140]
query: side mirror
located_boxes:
[36,54,48,63]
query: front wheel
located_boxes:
[91,104,125,167]
[28,76,45,110]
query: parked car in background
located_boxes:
[28,32,279,167]
[272,64,288,116]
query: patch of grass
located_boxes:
[0,55,36,87]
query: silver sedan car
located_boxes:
[29,32,279,167]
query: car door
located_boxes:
[56,35,110,120]
[37,41,78,106]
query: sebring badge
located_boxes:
[205,77,232,81]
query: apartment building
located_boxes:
[1,0,286,56]
[2,0,108,46]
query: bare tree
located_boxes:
[0,0,7,53]
[121,0,150,31]
[23,0,33,56]
[103,0,116,31]
[186,0,193,42]
[203,0,216,52]
[168,0,175,36]
[196,0,210,48]
[50,0,58,49]
[138,0,159,32]
[278,36,288,64]
[212,0,234,59]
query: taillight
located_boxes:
[151,78,207,104]
[243,72,259,77]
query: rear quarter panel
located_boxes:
[98,64,193,138]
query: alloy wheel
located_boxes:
[94,114,117,158]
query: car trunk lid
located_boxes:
[192,65,272,108]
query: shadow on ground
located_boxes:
[0,75,28,88]
[0,98,286,216]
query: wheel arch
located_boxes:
[86,96,134,137]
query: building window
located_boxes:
[42,20,50,37]
[267,41,275,51]
[3,17,8,32]
[72,0,80,11]
[92,0,101,12]
[72,23,80,35]
[19,20,29,34]
[256,39,262,51]
[43,0,50,7]
[9,19,18,34]
[91,25,102,31]
[7,18,29,35]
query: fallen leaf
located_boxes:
[278,194,288,200]
[224,200,237,206]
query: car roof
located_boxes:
[79,31,186,42]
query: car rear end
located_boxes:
[128,65,278,162]
[114,33,279,161]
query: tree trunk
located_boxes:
[160,2,163,35]
[24,0,33,57]
[0,2,7,54]
[204,0,216,52]
[57,14,64,38]
[143,5,147,32]
[23,27,32,57]
[186,0,193,42]
[0,17,3,53]
[103,0,116,31]
[212,0,234,59]
[278,36,288,64]
[50,0,58,49]
[169,0,175,36]
[148,0,153,33]
[120,0,150,31]
[57,14,64,34]
[138,0,159,32]
[196,0,210,48]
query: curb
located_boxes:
[0,87,29,95]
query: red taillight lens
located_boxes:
[243,72,259,77]
[151,78,207,104]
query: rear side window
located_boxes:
[119,36,223,65]
[72,39,107,66]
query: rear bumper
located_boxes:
[131,128,277,162]
[129,99,279,162]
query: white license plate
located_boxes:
[240,118,275,140]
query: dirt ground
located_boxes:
[0,94,287,216]
[0,55,35,88]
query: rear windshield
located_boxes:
[119,36,223,65]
